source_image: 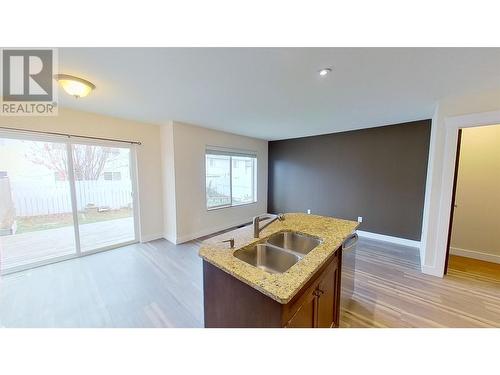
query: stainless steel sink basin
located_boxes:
[266,231,322,255]
[233,231,322,274]
[233,243,301,274]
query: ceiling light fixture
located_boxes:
[54,74,96,98]
[318,68,332,76]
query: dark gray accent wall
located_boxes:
[268,120,431,240]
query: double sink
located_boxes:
[233,231,322,274]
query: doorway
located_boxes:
[445,124,500,274]
[0,131,139,274]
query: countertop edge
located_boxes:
[199,214,359,305]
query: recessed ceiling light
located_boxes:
[54,74,96,98]
[318,68,332,76]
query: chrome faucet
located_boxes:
[253,213,285,238]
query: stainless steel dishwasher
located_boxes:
[341,232,358,313]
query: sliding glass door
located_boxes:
[72,143,136,253]
[0,137,76,271]
[0,132,138,274]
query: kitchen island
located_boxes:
[199,213,359,328]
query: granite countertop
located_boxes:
[198,213,359,304]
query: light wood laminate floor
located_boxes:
[0,236,498,327]
[0,239,204,328]
[341,240,500,327]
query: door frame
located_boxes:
[443,129,462,275]
[0,130,140,275]
[432,109,500,277]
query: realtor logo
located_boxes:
[1,48,58,116]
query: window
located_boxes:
[205,148,257,209]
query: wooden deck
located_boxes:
[0,217,135,272]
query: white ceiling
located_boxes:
[58,48,500,140]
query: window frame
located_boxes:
[205,147,257,211]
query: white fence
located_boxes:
[11,180,133,217]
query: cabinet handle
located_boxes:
[313,289,324,297]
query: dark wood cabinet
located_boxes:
[284,251,340,328]
[203,247,342,328]
[318,254,341,327]
[284,287,317,328]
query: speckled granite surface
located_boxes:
[198,213,359,304]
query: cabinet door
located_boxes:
[317,254,340,328]
[285,290,317,328]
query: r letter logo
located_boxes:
[1,48,58,116]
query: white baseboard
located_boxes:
[173,219,252,244]
[450,247,500,265]
[357,230,433,276]
[140,233,164,243]
[356,230,421,249]
[421,264,444,277]
[162,232,176,244]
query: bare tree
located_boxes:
[26,142,119,180]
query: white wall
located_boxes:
[160,121,177,242]
[0,107,164,242]
[421,88,500,276]
[450,125,500,263]
[161,121,268,243]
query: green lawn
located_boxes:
[15,208,133,234]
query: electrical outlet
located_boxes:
[357,216,363,223]
[307,209,311,214]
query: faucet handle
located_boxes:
[222,238,235,249]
